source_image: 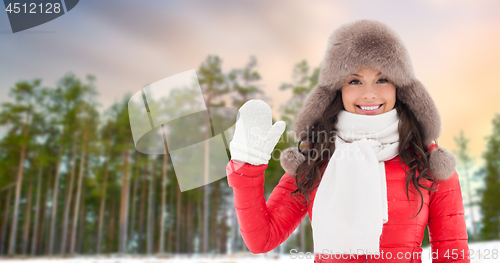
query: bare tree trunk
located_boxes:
[147,159,155,255]
[7,147,25,254]
[42,166,54,255]
[176,183,181,253]
[77,182,86,253]
[137,156,148,254]
[61,141,78,254]
[182,192,188,253]
[197,193,202,253]
[30,166,42,255]
[119,150,130,254]
[48,145,63,255]
[228,193,237,254]
[211,182,220,253]
[107,199,116,252]
[203,155,209,253]
[129,163,139,253]
[175,186,182,253]
[96,147,110,254]
[8,110,31,255]
[220,200,228,254]
[22,177,34,254]
[167,174,174,253]
[42,167,54,254]
[185,194,191,253]
[159,151,169,253]
[70,131,87,254]
[0,187,13,255]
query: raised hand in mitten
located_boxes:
[230,99,286,166]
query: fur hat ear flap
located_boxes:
[428,145,457,181]
[397,79,442,147]
[280,147,306,176]
[294,85,336,142]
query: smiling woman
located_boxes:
[227,19,469,263]
[341,68,396,115]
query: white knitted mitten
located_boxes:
[230,99,286,166]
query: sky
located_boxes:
[1,0,500,172]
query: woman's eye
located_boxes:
[348,79,361,85]
[378,78,388,83]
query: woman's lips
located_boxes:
[356,104,383,115]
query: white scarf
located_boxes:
[311,108,400,256]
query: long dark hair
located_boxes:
[291,88,438,218]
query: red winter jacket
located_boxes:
[226,143,470,263]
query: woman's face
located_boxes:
[341,68,396,115]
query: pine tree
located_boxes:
[477,114,500,240]
[197,55,230,253]
[228,55,264,109]
[279,60,319,134]
[0,78,43,255]
[277,60,320,253]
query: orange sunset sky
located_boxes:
[1,0,499,173]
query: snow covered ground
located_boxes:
[1,241,498,263]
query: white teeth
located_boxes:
[359,105,381,111]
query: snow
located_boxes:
[0,241,498,263]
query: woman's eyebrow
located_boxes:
[349,72,382,77]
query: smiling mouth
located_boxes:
[356,104,383,111]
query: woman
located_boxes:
[226,20,470,263]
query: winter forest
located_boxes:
[0,55,499,258]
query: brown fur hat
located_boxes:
[280,19,456,181]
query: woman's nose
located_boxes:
[363,84,377,100]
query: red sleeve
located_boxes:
[226,159,308,254]
[427,143,470,262]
